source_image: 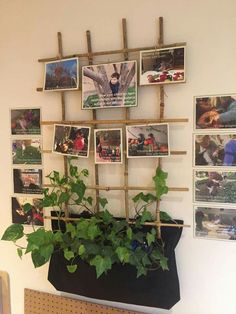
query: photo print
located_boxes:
[53,124,90,158]
[195,94,236,129]
[12,138,42,165]
[95,128,122,164]
[11,108,41,135]
[11,196,44,226]
[13,168,43,195]
[194,170,236,204]
[194,133,236,167]
[194,206,236,241]
[140,46,185,85]
[43,57,79,91]
[82,60,137,109]
[126,123,170,158]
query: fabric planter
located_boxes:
[48,219,183,309]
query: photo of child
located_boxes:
[11,108,41,135]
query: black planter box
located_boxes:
[48,218,183,309]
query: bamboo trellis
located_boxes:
[39,18,190,234]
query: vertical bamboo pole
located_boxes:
[122,18,130,222]
[86,30,100,213]
[57,32,69,219]
[156,17,164,238]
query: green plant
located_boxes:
[2,162,172,278]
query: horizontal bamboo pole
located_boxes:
[41,118,188,125]
[38,42,186,63]
[42,149,187,155]
[43,184,188,192]
[43,215,190,228]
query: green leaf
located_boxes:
[64,249,75,261]
[98,197,108,208]
[160,256,169,270]
[153,167,169,200]
[54,231,63,243]
[67,264,77,273]
[69,165,78,177]
[1,224,24,241]
[132,192,144,203]
[137,265,147,278]
[81,169,89,177]
[87,224,101,240]
[99,210,113,224]
[126,227,132,240]
[140,209,153,224]
[66,223,76,238]
[17,248,23,259]
[115,247,130,263]
[39,244,54,261]
[86,196,93,206]
[160,211,172,221]
[23,203,32,213]
[58,192,70,204]
[78,244,85,256]
[71,180,86,202]
[31,251,47,268]
[90,255,112,278]
[146,231,155,246]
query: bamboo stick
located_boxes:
[122,18,130,222]
[43,215,190,228]
[42,149,187,155]
[43,183,188,191]
[86,30,100,213]
[41,118,188,125]
[38,42,187,63]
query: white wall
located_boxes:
[0,0,236,313]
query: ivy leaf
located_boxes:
[54,231,63,243]
[153,167,169,200]
[67,264,77,273]
[1,224,24,242]
[66,223,76,239]
[160,211,172,221]
[136,265,147,278]
[115,247,130,263]
[39,244,54,261]
[90,255,112,278]
[98,197,108,208]
[17,248,23,259]
[86,196,93,206]
[146,231,156,246]
[132,192,144,203]
[71,181,86,202]
[58,192,70,205]
[140,209,153,224]
[69,165,78,178]
[64,249,74,261]
[87,224,101,240]
[81,169,89,177]
[99,209,113,224]
[160,256,169,271]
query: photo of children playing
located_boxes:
[13,168,43,195]
[140,46,185,85]
[82,61,137,109]
[12,139,42,165]
[95,129,122,164]
[195,206,236,241]
[126,124,169,158]
[11,108,41,135]
[53,124,90,158]
[44,58,78,91]
[11,196,44,226]
[194,171,236,204]
[195,134,236,167]
[195,95,236,129]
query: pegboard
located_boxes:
[24,289,142,314]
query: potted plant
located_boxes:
[2,161,183,309]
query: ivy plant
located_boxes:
[2,162,172,278]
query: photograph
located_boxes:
[82,60,137,109]
[195,94,236,129]
[53,124,90,158]
[126,123,170,158]
[43,57,79,91]
[194,206,236,241]
[13,168,43,195]
[11,196,44,226]
[12,138,42,165]
[95,128,122,164]
[194,170,236,204]
[194,133,236,167]
[140,46,185,85]
[11,108,41,135]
